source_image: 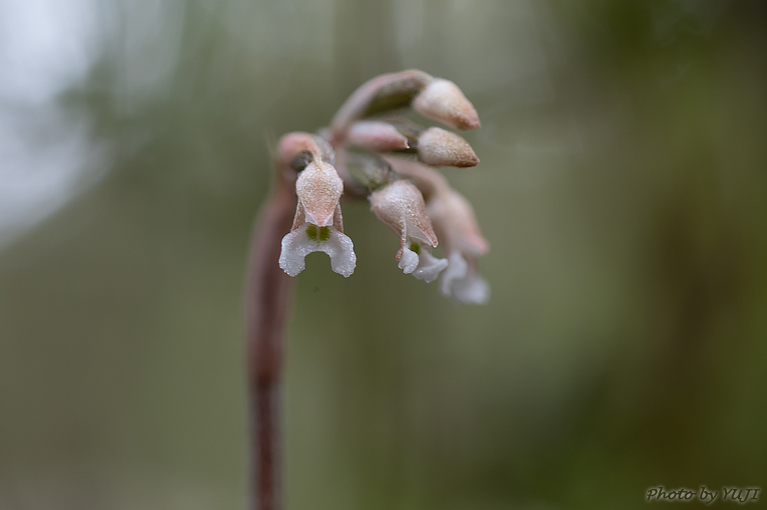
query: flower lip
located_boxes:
[279,223,356,278]
[439,252,489,304]
[410,245,449,282]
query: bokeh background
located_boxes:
[1,0,765,508]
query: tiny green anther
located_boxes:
[306,224,319,241]
[409,240,421,254]
[318,226,331,242]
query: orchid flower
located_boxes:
[426,186,490,304]
[383,157,490,304]
[369,180,448,282]
[277,136,356,277]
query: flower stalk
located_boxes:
[245,171,294,510]
[245,69,489,509]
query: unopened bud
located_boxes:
[412,79,480,130]
[347,121,409,153]
[417,127,480,168]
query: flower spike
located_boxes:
[252,68,492,510]
[275,70,487,300]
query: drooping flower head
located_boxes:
[369,180,448,282]
[275,70,490,304]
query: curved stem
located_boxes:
[327,69,432,147]
[245,172,297,510]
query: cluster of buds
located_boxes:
[275,70,490,304]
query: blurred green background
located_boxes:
[1,0,765,508]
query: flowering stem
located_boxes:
[245,170,297,510]
[241,68,485,508]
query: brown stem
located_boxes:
[245,171,297,510]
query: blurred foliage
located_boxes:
[1,0,766,509]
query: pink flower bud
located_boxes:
[416,127,480,168]
[347,121,410,153]
[412,79,481,130]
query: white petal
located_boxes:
[440,251,469,296]
[451,274,490,304]
[440,251,489,304]
[322,229,357,277]
[398,246,419,274]
[412,249,448,283]
[279,228,312,276]
[279,225,356,277]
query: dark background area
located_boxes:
[0,1,765,508]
